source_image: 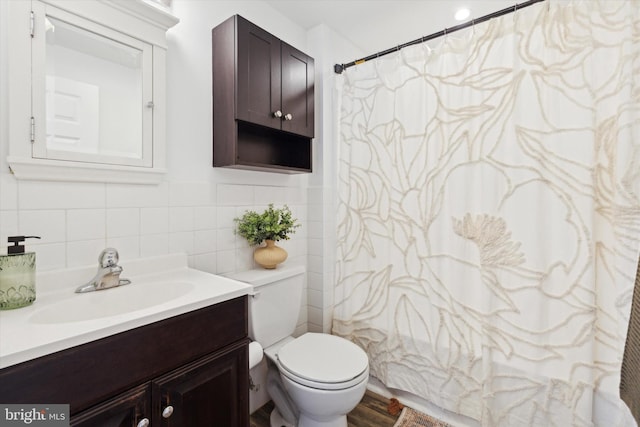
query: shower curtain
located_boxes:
[333,1,640,426]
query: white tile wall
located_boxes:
[193,229,217,254]
[307,185,331,333]
[107,236,140,261]
[67,239,108,267]
[0,210,18,245]
[217,184,253,205]
[308,254,323,274]
[308,271,323,292]
[193,252,217,274]
[307,288,323,308]
[107,208,140,238]
[106,182,169,208]
[67,209,106,241]
[194,206,217,230]
[140,234,169,257]
[140,207,169,235]
[169,181,213,207]
[34,243,66,271]
[0,174,18,211]
[20,181,105,210]
[308,237,322,256]
[169,231,194,256]
[20,210,66,243]
[216,250,236,275]
[169,207,194,232]
[0,173,312,332]
[216,206,238,228]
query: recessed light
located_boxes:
[455,7,471,21]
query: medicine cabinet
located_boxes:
[5,0,179,184]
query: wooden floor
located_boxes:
[250,390,400,427]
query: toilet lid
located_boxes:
[277,333,368,383]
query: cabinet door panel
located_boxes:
[281,42,314,138]
[237,16,281,131]
[71,384,151,427]
[152,341,249,427]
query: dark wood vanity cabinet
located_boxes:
[70,342,247,427]
[212,15,314,173]
[71,385,151,427]
[0,296,250,427]
[152,343,246,426]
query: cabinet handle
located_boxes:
[162,406,174,418]
[284,113,293,121]
[273,110,283,118]
[137,419,150,427]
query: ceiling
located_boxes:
[265,0,518,57]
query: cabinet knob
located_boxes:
[284,113,293,121]
[162,406,174,418]
[273,110,283,118]
[137,419,150,427]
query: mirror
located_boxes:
[32,9,153,168]
[45,16,143,160]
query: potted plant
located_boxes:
[234,204,300,269]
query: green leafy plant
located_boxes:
[234,204,300,246]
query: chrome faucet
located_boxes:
[75,248,131,293]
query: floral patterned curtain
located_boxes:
[334,1,640,425]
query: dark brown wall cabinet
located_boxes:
[0,297,250,427]
[212,15,314,173]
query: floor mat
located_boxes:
[393,407,453,427]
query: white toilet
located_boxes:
[229,265,369,427]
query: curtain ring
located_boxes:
[421,36,431,56]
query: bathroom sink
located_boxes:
[30,280,195,324]
[1,253,252,370]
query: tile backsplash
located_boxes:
[0,173,308,278]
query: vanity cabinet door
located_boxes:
[152,341,249,427]
[71,384,151,427]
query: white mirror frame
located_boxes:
[6,0,179,184]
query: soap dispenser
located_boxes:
[0,236,41,310]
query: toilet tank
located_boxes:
[227,265,305,348]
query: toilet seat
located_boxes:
[277,333,369,390]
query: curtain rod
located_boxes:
[333,0,546,74]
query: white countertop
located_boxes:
[0,254,252,369]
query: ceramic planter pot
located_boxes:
[254,240,288,269]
